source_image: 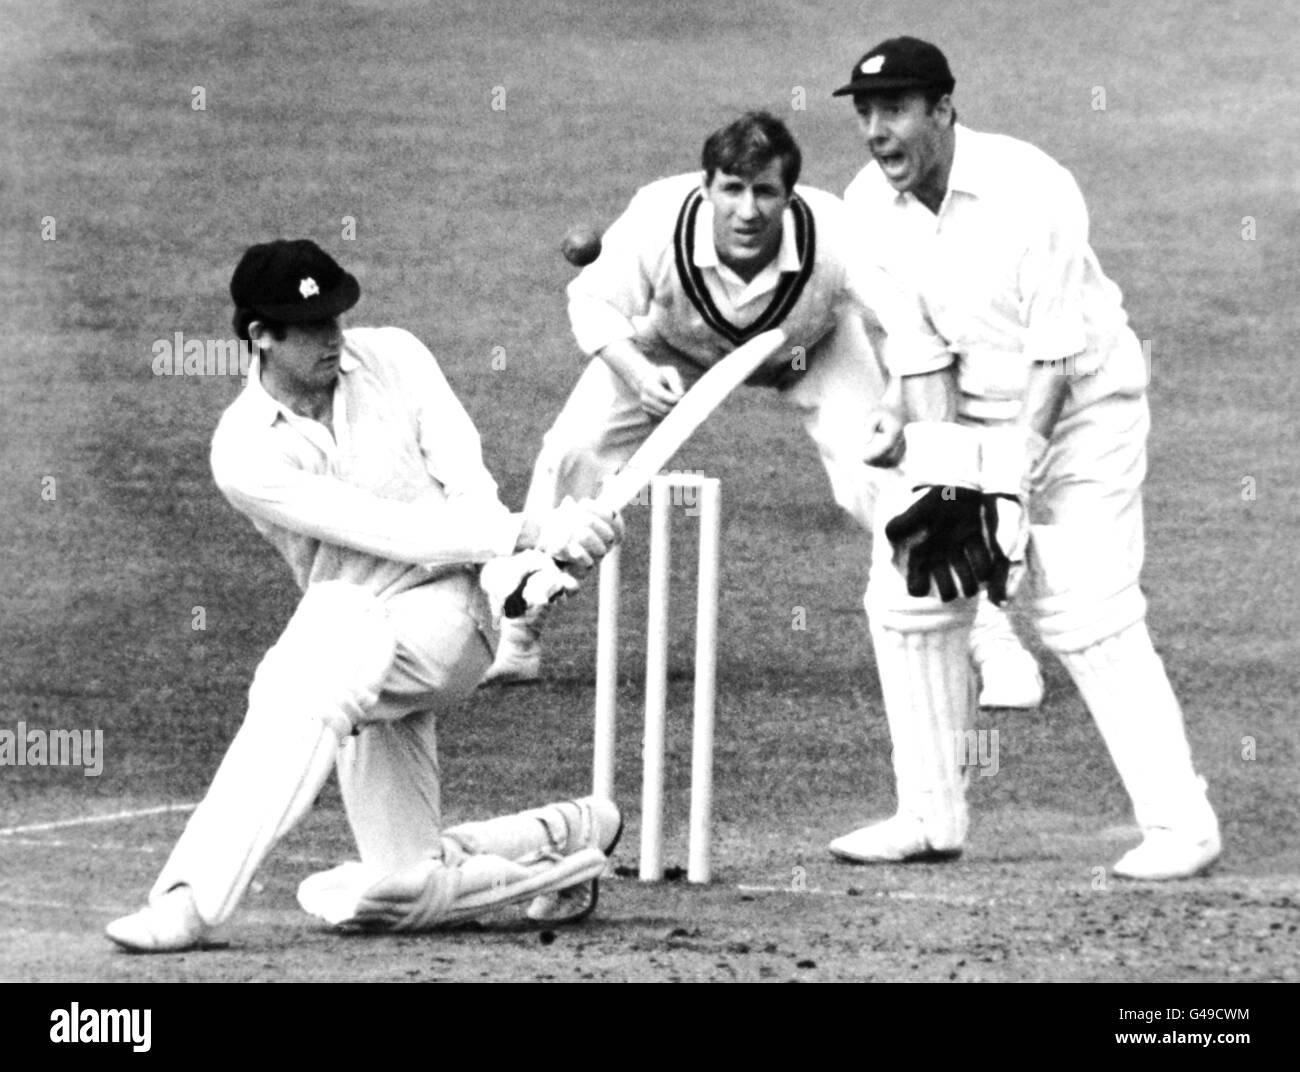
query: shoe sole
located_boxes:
[1113,849,1221,882]
[829,845,963,865]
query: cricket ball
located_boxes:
[560,225,603,267]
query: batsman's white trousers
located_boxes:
[865,391,1215,842]
[524,312,888,528]
[151,575,496,926]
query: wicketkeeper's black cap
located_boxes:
[831,36,956,97]
[230,238,360,322]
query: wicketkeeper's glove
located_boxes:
[884,422,992,602]
[978,425,1049,606]
[480,549,580,620]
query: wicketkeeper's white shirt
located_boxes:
[844,124,1149,420]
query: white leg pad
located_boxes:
[1053,622,1218,837]
[970,591,1026,662]
[297,848,608,931]
[441,795,619,861]
[869,621,976,849]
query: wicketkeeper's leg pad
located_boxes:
[297,847,609,931]
[1051,620,1218,837]
[868,617,977,849]
[864,530,978,851]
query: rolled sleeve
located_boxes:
[842,252,952,377]
[566,184,664,356]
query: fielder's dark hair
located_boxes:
[232,307,289,346]
[701,111,802,192]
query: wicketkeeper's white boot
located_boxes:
[1112,825,1221,881]
[829,814,963,864]
[970,594,1043,709]
[106,884,208,953]
[478,616,543,686]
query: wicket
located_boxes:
[592,473,720,883]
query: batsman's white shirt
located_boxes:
[844,124,1149,421]
[211,326,522,603]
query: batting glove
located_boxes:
[480,550,580,620]
[536,497,623,573]
[884,422,992,602]
[979,425,1050,606]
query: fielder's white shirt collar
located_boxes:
[690,200,803,306]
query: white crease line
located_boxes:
[0,803,198,836]
[0,836,339,869]
[0,898,127,914]
[736,883,982,905]
[0,837,162,853]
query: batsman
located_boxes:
[483,110,1043,708]
[106,239,625,952]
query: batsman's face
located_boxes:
[704,161,790,281]
[855,91,952,202]
[260,317,344,392]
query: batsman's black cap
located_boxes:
[831,36,955,97]
[230,238,360,322]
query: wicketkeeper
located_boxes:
[828,38,1220,878]
[107,239,625,952]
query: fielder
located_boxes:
[828,37,1221,878]
[483,110,1042,707]
[107,239,625,952]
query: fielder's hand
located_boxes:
[638,365,686,419]
[480,550,581,620]
[863,407,905,468]
[536,497,624,573]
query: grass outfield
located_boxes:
[1,0,1297,984]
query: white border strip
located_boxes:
[0,803,197,836]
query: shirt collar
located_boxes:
[883,123,985,209]
[691,198,803,274]
[943,124,986,198]
[242,346,360,427]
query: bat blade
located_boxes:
[595,328,787,511]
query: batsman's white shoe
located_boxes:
[829,815,963,864]
[526,797,623,925]
[1112,826,1221,881]
[975,649,1044,709]
[479,618,542,687]
[106,885,207,953]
